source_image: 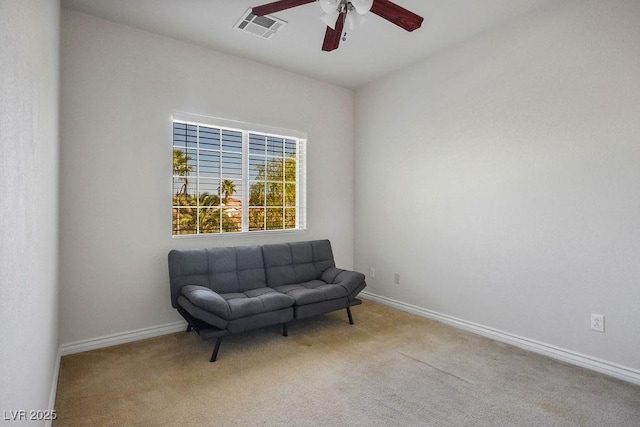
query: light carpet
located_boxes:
[54,299,640,426]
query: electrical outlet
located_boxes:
[393,273,400,284]
[591,313,605,332]
[369,268,375,278]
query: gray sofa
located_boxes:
[168,239,366,362]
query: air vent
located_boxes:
[235,8,287,39]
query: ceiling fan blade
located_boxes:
[322,12,346,52]
[252,0,315,16]
[370,0,423,32]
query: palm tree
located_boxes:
[173,149,193,196]
[173,149,196,235]
[219,179,236,204]
[199,192,220,207]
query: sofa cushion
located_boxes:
[272,280,349,306]
[169,245,267,308]
[206,245,267,293]
[263,240,336,287]
[181,285,294,321]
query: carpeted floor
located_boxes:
[54,299,640,426]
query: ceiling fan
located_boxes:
[251,0,423,52]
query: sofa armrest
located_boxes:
[321,267,366,299]
[181,285,231,319]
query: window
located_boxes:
[172,113,306,236]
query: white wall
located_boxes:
[59,10,355,345]
[355,0,640,372]
[0,0,60,415]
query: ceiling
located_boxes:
[61,0,552,89]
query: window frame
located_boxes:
[171,112,307,238]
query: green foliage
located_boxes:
[248,155,297,231]
[172,192,239,235]
[172,149,297,235]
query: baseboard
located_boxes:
[46,348,61,427]
[59,321,187,356]
[361,291,640,386]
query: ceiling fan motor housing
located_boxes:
[320,0,374,15]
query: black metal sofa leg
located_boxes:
[282,322,288,337]
[346,307,354,325]
[210,337,224,363]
